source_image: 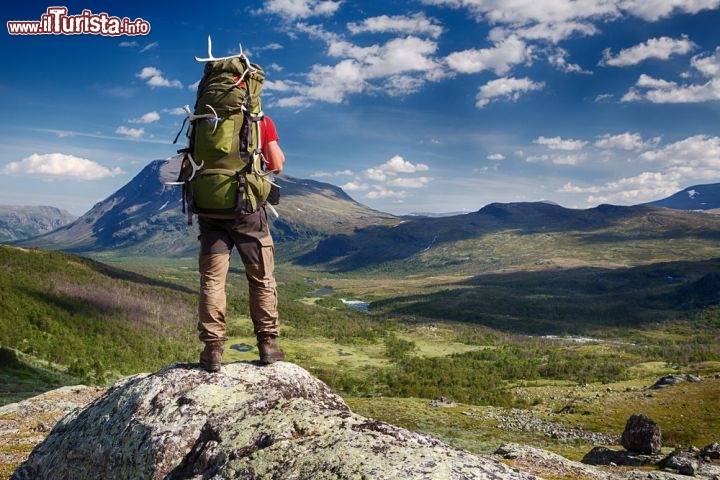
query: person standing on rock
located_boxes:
[197,114,286,372]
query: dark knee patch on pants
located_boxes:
[199,231,233,255]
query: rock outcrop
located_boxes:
[650,374,702,390]
[12,362,539,480]
[621,413,662,454]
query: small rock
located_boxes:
[701,442,720,460]
[582,446,659,467]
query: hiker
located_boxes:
[197,114,286,372]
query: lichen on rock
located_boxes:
[12,362,539,480]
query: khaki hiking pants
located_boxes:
[197,209,279,343]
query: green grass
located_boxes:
[3,242,720,476]
[0,245,198,394]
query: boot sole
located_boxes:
[259,353,285,365]
[200,362,221,373]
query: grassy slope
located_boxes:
[3,209,720,476]
[0,245,199,392]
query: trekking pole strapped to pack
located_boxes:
[168,36,275,224]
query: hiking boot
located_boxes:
[257,335,285,364]
[199,341,224,373]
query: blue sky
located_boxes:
[3,1,720,216]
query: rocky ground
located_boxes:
[0,385,104,478]
[1,369,719,480]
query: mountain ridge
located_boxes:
[0,205,76,243]
[18,157,399,257]
[13,158,720,263]
[645,182,720,210]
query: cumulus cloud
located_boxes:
[382,155,430,173]
[594,132,661,150]
[136,67,182,88]
[534,136,588,151]
[273,30,444,106]
[559,171,680,205]
[262,0,341,19]
[347,12,444,38]
[445,36,530,76]
[338,155,432,203]
[342,180,370,191]
[476,76,545,108]
[487,153,505,161]
[640,135,720,180]
[620,0,720,22]
[422,0,620,26]
[558,134,720,205]
[366,187,406,199]
[600,35,697,67]
[129,111,160,124]
[3,153,123,180]
[163,107,187,116]
[116,126,145,139]
[622,47,720,104]
[547,47,592,73]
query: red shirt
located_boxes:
[261,116,280,171]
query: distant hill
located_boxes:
[20,157,399,257]
[298,201,720,271]
[0,205,76,242]
[645,183,720,210]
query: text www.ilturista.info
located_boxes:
[7,7,150,36]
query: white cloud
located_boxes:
[640,135,720,179]
[366,187,406,199]
[116,126,145,139]
[551,153,587,165]
[559,171,680,205]
[487,153,505,161]
[445,36,530,75]
[547,47,592,73]
[382,155,430,174]
[594,132,661,150]
[490,21,598,45]
[342,180,369,191]
[262,0,341,19]
[476,76,545,108]
[337,155,433,202]
[388,176,431,188]
[129,111,160,124]
[140,42,159,53]
[600,35,696,67]
[622,47,720,104]
[273,32,443,106]
[422,0,719,25]
[534,136,587,151]
[315,169,354,178]
[620,0,720,22]
[164,107,187,116]
[3,153,123,180]
[422,0,620,25]
[119,40,139,48]
[136,67,182,88]
[347,12,444,38]
[559,134,720,205]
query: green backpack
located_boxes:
[174,39,274,222]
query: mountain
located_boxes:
[19,157,398,257]
[0,206,76,243]
[645,183,720,211]
[298,201,720,271]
